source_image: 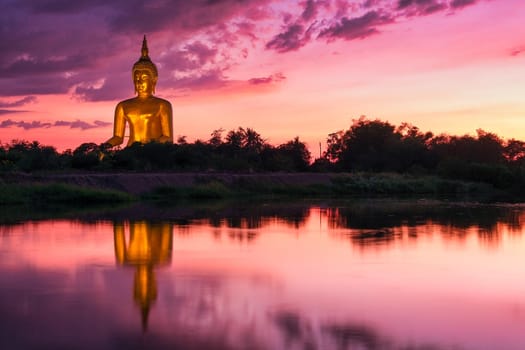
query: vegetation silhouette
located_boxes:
[2,119,525,193]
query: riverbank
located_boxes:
[0,172,511,205]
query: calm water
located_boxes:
[1,199,524,350]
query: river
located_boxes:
[0,199,524,349]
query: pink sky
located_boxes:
[1,0,524,152]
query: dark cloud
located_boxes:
[0,110,28,116]
[398,0,480,14]
[266,24,308,53]
[107,0,270,35]
[302,0,329,21]
[0,96,37,108]
[450,0,478,9]
[0,1,269,99]
[318,11,393,41]
[0,119,111,130]
[0,77,72,96]
[74,73,131,102]
[265,0,329,53]
[398,0,416,9]
[248,72,286,85]
[396,0,447,16]
[171,69,228,90]
[14,0,110,14]
[68,120,112,130]
[0,119,18,128]
[363,0,381,8]
[184,41,218,66]
[20,121,53,130]
[162,42,219,72]
[264,0,486,53]
[0,54,97,79]
[0,0,488,99]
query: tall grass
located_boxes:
[330,173,494,195]
[142,172,499,202]
[0,183,134,205]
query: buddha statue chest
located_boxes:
[122,100,164,143]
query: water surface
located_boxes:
[1,199,524,349]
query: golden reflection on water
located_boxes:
[113,221,173,331]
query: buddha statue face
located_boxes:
[131,36,159,97]
[134,69,156,97]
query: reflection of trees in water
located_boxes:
[322,323,383,350]
[115,270,456,350]
[204,204,309,230]
[79,201,310,229]
[326,200,525,248]
[269,309,456,350]
[14,199,523,248]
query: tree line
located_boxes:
[2,118,525,189]
[0,127,311,173]
[321,117,525,188]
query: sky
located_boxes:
[0,0,524,153]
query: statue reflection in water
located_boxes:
[113,221,173,331]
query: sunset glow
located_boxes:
[1,0,524,151]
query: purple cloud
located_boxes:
[74,73,131,102]
[266,24,308,53]
[264,0,486,53]
[0,119,18,128]
[18,121,52,130]
[0,0,489,100]
[0,96,37,108]
[171,69,228,90]
[0,1,271,99]
[107,0,272,35]
[0,110,28,116]
[15,0,109,14]
[249,73,286,85]
[0,119,111,130]
[302,0,329,21]
[265,0,330,53]
[318,11,393,41]
[397,0,447,15]
[450,0,479,9]
[69,120,110,130]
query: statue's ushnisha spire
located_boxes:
[141,35,149,59]
[132,35,158,80]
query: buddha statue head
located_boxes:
[132,35,158,95]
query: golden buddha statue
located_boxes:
[113,221,173,331]
[105,36,173,147]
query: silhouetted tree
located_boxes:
[276,137,311,171]
[327,117,402,172]
[395,123,434,172]
[208,128,224,147]
[72,143,102,169]
[504,139,525,162]
[3,140,63,171]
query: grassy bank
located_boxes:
[142,173,502,201]
[0,183,134,206]
[0,172,511,206]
